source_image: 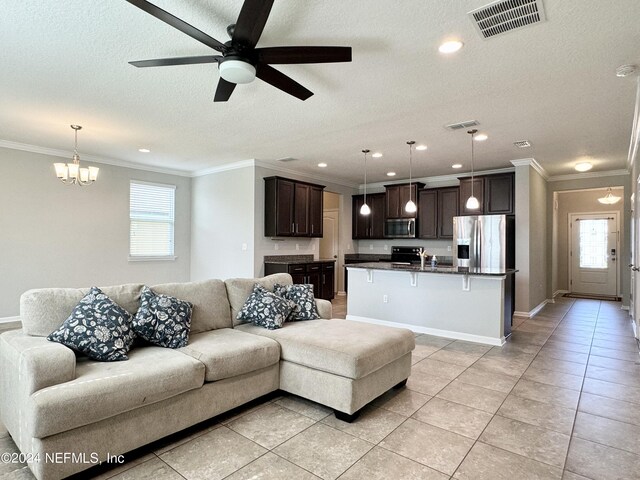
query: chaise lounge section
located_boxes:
[0,274,414,480]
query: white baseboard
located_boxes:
[632,320,638,339]
[553,290,569,298]
[621,305,630,311]
[514,299,549,319]
[336,291,346,296]
[0,316,20,324]
[345,314,505,346]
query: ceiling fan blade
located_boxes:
[129,56,222,68]
[256,64,313,101]
[232,0,275,49]
[256,46,352,64]
[125,0,226,52]
[214,78,237,102]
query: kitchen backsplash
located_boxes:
[355,238,453,257]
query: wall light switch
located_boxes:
[296,243,300,251]
[312,244,316,251]
[241,243,247,251]
[383,295,388,303]
[447,245,452,251]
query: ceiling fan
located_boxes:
[125,0,352,102]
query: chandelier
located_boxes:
[53,125,99,186]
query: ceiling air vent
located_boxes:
[514,140,532,148]
[445,120,479,131]
[469,0,546,39]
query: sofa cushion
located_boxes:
[274,283,320,321]
[132,286,193,348]
[237,284,294,330]
[20,284,143,337]
[179,329,280,382]
[152,279,232,332]
[236,320,415,379]
[29,346,205,438]
[47,287,136,362]
[225,273,292,326]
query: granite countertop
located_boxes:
[346,262,517,277]
[344,253,392,262]
[264,255,336,265]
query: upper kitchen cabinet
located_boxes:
[352,193,385,239]
[458,173,514,215]
[264,176,325,237]
[385,183,425,219]
[418,187,459,239]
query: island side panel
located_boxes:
[346,267,506,345]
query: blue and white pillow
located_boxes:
[274,283,320,321]
[237,284,295,330]
[132,286,193,349]
[47,287,135,362]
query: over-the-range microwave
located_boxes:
[384,218,416,238]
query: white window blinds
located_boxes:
[129,181,176,258]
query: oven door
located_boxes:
[385,219,416,238]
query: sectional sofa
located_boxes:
[0,273,414,480]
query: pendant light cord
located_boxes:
[468,129,477,197]
[407,140,415,201]
[362,149,370,206]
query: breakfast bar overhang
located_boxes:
[346,263,517,346]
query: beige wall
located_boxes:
[514,164,531,313]
[0,147,191,318]
[324,191,340,210]
[546,174,631,306]
[529,167,548,310]
[555,188,624,294]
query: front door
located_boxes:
[569,213,619,296]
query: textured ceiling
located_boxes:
[1,0,639,183]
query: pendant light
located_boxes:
[360,149,371,215]
[405,141,417,213]
[465,129,480,210]
[597,187,621,205]
[53,125,99,186]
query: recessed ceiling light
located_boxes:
[138,148,150,153]
[317,162,327,168]
[387,172,396,177]
[574,162,593,172]
[452,164,462,169]
[438,40,464,54]
[474,134,488,141]
[416,145,427,151]
[372,152,383,158]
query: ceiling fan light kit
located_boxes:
[218,58,257,84]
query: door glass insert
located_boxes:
[579,219,608,269]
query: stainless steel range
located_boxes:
[390,246,423,265]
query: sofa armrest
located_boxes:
[315,299,333,319]
[0,330,76,395]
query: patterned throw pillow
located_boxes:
[132,286,193,349]
[47,287,135,362]
[274,283,320,321]
[237,284,295,330]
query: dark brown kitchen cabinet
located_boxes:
[484,173,514,214]
[417,187,459,239]
[264,176,325,237]
[418,190,438,239]
[352,193,385,239]
[264,261,335,300]
[385,183,424,219]
[458,173,514,216]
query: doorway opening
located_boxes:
[319,191,341,297]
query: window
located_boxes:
[579,219,608,269]
[129,181,176,260]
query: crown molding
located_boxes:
[0,139,192,177]
[253,160,360,189]
[191,159,256,177]
[364,166,516,190]
[547,169,630,182]
[510,158,549,180]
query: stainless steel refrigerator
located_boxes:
[453,215,515,270]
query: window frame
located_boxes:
[128,180,177,262]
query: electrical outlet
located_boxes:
[369,244,373,250]
[384,244,388,251]
[296,243,300,251]
[241,243,247,251]
[447,245,452,251]
[312,244,316,251]
[347,244,352,250]
[274,243,279,251]
[383,295,388,303]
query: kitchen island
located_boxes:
[346,263,516,346]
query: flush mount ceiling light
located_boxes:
[138,148,150,153]
[452,164,462,169]
[474,133,488,141]
[387,171,396,177]
[416,145,428,151]
[438,40,464,54]
[360,149,371,216]
[372,152,383,158]
[598,187,621,205]
[317,162,327,168]
[53,125,99,186]
[404,141,418,214]
[465,129,480,210]
[575,162,593,172]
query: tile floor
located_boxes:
[2,297,640,479]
